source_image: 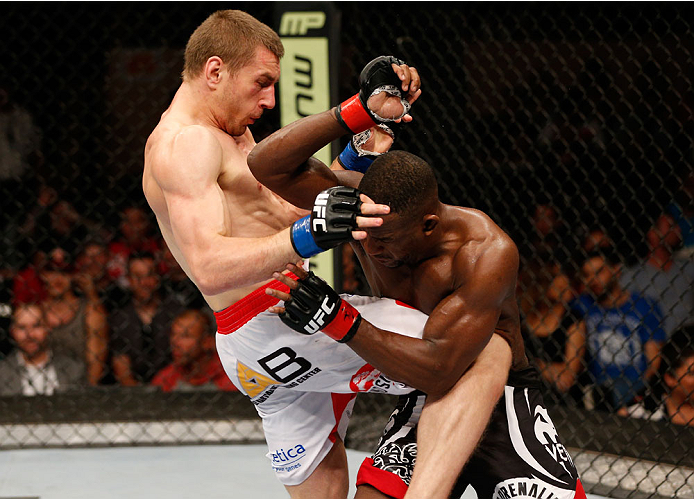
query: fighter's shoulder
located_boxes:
[159,123,222,162]
[451,207,519,280]
[147,124,224,187]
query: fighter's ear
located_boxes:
[204,56,224,88]
[422,214,439,235]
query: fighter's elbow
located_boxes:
[422,378,456,400]
[247,149,270,184]
[420,362,461,399]
[246,149,260,174]
[189,259,223,296]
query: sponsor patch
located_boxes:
[268,444,308,473]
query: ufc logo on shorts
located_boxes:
[312,192,329,232]
[304,296,336,334]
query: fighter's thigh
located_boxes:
[355,484,395,499]
[285,437,349,499]
[261,389,356,487]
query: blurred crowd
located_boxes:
[1,71,693,430]
[0,115,237,396]
[513,191,694,425]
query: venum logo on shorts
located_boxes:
[269,444,307,473]
[493,477,574,499]
[533,406,575,471]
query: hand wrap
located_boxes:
[336,55,412,134]
[290,187,363,258]
[279,271,361,342]
[337,124,395,173]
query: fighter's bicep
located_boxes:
[165,183,228,250]
[422,243,519,361]
[424,289,501,355]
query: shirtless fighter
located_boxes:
[143,10,504,499]
[250,82,586,498]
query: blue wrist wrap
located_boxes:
[290,215,323,258]
[337,142,375,174]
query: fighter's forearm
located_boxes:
[348,320,489,398]
[248,109,348,209]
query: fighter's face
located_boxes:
[362,213,422,268]
[219,46,279,136]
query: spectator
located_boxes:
[151,309,236,392]
[0,270,14,357]
[40,247,108,386]
[0,303,85,396]
[523,273,586,399]
[667,170,694,257]
[0,83,43,234]
[12,246,50,306]
[108,206,161,288]
[620,213,694,338]
[0,83,42,183]
[3,183,57,272]
[582,228,612,255]
[24,194,103,257]
[110,252,184,385]
[627,326,694,426]
[577,249,666,413]
[74,238,127,313]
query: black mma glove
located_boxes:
[279,271,361,343]
[336,55,412,134]
[290,186,363,258]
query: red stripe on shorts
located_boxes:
[214,273,297,335]
[574,479,587,499]
[395,300,416,309]
[356,457,408,499]
[328,393,356,443]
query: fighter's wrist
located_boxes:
[290,215,323,258]
[336,94,377,134]
[322,300,362,343]
[337,141,375,173]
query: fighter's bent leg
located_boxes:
[355,483,393,499]
[286,436,350,499]
[404,334,512,499]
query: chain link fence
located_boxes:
[1,3,693,498]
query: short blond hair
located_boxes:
[183,10,284,80]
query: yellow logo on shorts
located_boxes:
[237,362,280,398]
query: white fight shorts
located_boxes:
[215,276,428,485]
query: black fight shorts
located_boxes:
[356,367,587,499]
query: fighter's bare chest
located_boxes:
[217,164,304,229]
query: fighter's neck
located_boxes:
[171,82,224,130]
